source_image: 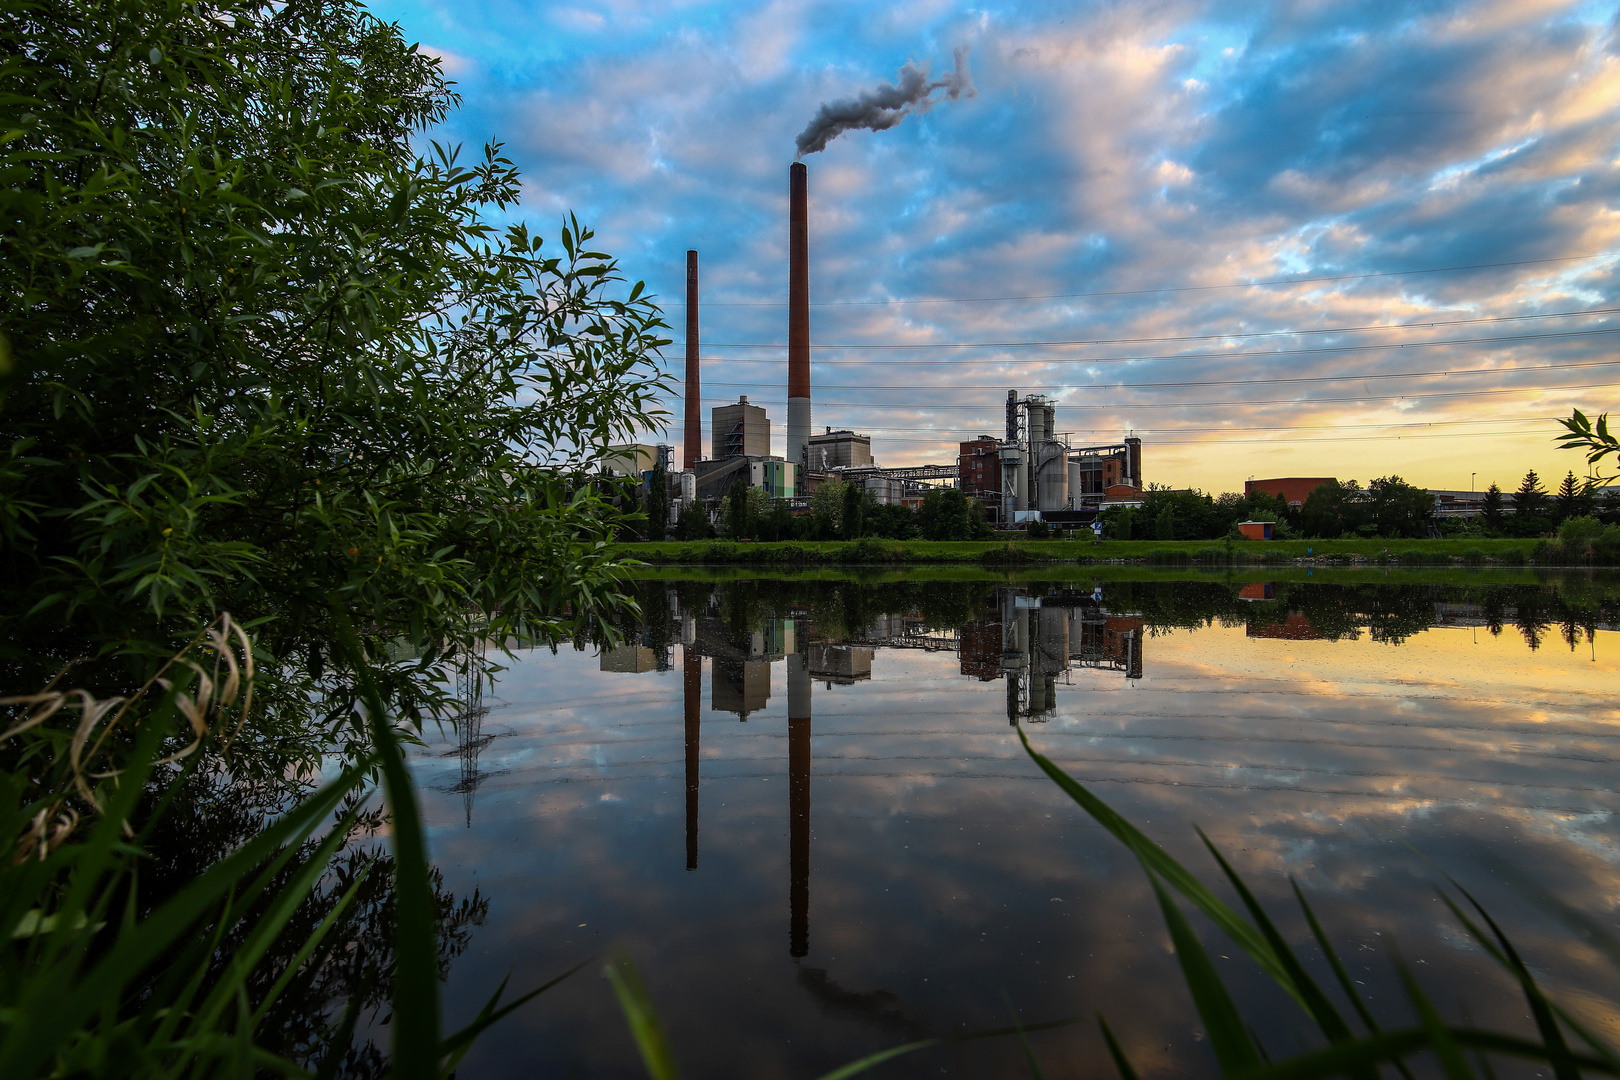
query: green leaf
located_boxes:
[1148,871,1262,1074]
[605,953,681,1080]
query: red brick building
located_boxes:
[958,437,1001,500]
[1245,477,1335,508]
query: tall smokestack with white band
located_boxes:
[787,163,810,474]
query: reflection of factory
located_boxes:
[961,587,1145,722]
[596,583,1143,961]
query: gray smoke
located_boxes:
[794,46,976,158]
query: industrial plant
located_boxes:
[607,161,1148,528]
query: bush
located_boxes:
[1497,547,1527,565]
[1462,547,1486,565]
[1195,547,1227,563]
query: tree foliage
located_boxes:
[0,0,669,708]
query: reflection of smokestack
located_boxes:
[787,164,810,473]
[684,250,701,469]
[788,651,811,957]
[684,647,701,870]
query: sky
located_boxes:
[369,0,1620,494]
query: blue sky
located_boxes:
[370,0,1620,493]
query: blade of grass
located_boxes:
[1014,723,1296,998]
[605,953,680,1080]
[1197,829,1356,1047]
[1434,889,1580,1080]
[314,981,371,1080]
[1394,954,1475,1080]
[0,744,363,1078]
[1001,991,1048,1080]
[1148,870,1263,1074]
[807,1017,1083,1080]
[329,603,440,1080]
[439,956,595,1071]
[1097,1014,1142,1080]
[1290,881,1420,1080]
[1217,1026,1619,1080]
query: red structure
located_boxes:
[1246,477,1334,508]
[958,436,1000,500]
[1237,520,1276,540]
[787,163,810,472]
[683,250,700,470]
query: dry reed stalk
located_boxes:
[0,613,255,859]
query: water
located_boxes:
[407,571,1620,1077]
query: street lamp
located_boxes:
[1471,472,1476,493]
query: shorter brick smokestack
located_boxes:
[683,250,700,469]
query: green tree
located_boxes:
[842,480,866,539]
[916,488,985,540]
[1554,470,1590,523]
[809,479,847,537]
[647,464,669,541]
[719,482,769,538]
[1102,504,1135,540]
[1365,476,1434,539]
[1154,504,1176,540]
[1138,488,1217,540]
[678,498,713,540]
[0,0,670,705]
[1513,470,1550,519]
[1300,479,1363,538]
[1482,483,1505,529]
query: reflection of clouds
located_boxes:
[408,625,1620,1077]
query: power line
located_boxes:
[670,304,1619,350]
[668,379,1620,410]
[672,251,1619,307]
[667,426,1565,447]
[681,415,1556,434]
[669,325,1620,356]
[687,357,1620,394]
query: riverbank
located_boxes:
[617,536,1565,566]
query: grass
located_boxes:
[619,536,1552,566]
[0,615,579,1078]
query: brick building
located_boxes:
[958,436,1001,500]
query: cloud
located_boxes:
[369,0,1620,491]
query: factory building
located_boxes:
[808,428,872,471]
[711,396,770,460]
[958,437,1000,501]
[688,395,797,503]
[1246,477,1334,508]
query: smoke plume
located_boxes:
[794,46,975,158]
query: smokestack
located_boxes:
[684,250,700,469]
[787,164,810,474]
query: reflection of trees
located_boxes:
[136,767,487,1079]
[596,576,1620,658]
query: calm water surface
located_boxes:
[408,573,1620,1078]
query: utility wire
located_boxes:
[678,415,1557,434]
[671,251,1619,307]
[666,379,1620,410]
[669,304,1619,349]
[688,357,1620,393]
[669,325,1620,356]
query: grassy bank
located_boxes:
[617,536,1555,567]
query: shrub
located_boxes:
[1462,547,1487,565]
